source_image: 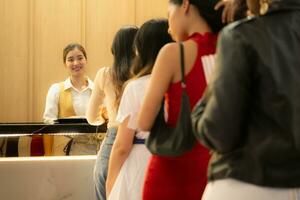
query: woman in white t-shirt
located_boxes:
[106,19,172,200]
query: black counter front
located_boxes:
[0,122,107,134]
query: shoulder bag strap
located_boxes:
[179,42,186,89]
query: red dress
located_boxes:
[143,33,217,200]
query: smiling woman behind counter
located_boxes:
[41,43,97,156]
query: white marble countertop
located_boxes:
[0,156,97,200]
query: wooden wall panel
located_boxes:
[0,0,30,122]
[135,0,168,26]
[85,0,136,78]
[33,0,84,121]
[0,0,168,122]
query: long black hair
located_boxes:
[111,26,138,107]
[169,0,224,33]
[131,19,173,77]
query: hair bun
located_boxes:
[190,0,225,33]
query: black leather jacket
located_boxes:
[192,0,300,187]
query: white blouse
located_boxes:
[43,77,93,123]
[86,67,119,128]
[116,75,150,139]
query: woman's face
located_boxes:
[168,2,187,41]
[65,48,87,77]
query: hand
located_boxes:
[98,106,109,122]
[215,0,236,23]
[100,106,109,122]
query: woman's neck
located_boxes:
[187,18,212,36]
[70,76,87,91]
[185,6,213,36]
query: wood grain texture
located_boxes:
[0,0,167,122]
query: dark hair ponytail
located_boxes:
[131,19,173,77]
[169,0,224,33]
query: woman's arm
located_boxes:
[137,43,178,131]
[106,116,135,197]
[86,68,106,125]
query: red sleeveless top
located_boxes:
[165,32,217,125]
[143,32,218,200]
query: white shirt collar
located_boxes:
[64,77,94,92]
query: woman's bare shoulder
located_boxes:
[159,42,179,58]
[158,40,196,62]
[155,42,180,72]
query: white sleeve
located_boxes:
[97,67,109,91]
[86,68,106,125]
[43,83,60,123]
[116,82,139,130]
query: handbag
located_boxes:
[146,42,196,156]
